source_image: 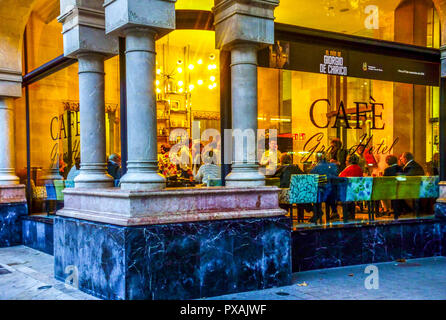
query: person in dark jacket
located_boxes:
[400,152,425,217]
[384,155,403,177]
[309,152,339,223]
[274,153,303,188]
[107,154,122,184]
[400,152,425,176]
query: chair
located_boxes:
[396,176,422,199]
[65,180,75,188]
[289,174,319,204]
[371,176,398,220]
[44,182,57,215]
[419,176,439,199]
[53,180,65,201]
[344,177,373,221]
[207,179,223,187]
[265,177,281,187]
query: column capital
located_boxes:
[58,0,118,58]
[213,0,279,51]
[0,69,22,99]
[104,0,176,38]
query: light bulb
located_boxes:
[208,84,213,90]
[197,59,203,65]
[156,69,161,75]
[212,64,217,69]
[197,79,203,85]
[208,64,213,70]
[156,88,161,93]
[177,67,183,74]
[179,88,184,93]
[189,84,195,91]
[156,80,160,86]
[210,76,216,82]
[178,80,184,87]
[212,83,217,88]
[188,64,194,70]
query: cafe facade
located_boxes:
[2,0,446,299]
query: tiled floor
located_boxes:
[1,245,445,300]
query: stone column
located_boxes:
[104,0,177,190]
[225,43,264,187]
[58,0,118,188]
[0,97,19,185]
[118,28,165,190]
[74,53,113,188]
[213,0,279,187]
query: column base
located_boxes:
[0,185,27,247]
[120,171,166,191]
[0,173,19,185]
[225,166,265,188]
[74,172,114,189]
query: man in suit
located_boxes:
[400,152,425,217]
[401,152,425,176]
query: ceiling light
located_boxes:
[177,67,183,74]
[210,76,216,82]
[188,64,194,70]
[197,79,203,85]
[197,59,203,65]
[178,81,184,87]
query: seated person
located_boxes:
[274,153,303,188]
[339,154,363,178]
[400,152,425,176]
[310,152,339,221]
[107,154,122,181]
[339,154,363,222]
[195,151,221,186]
[67,156,81,180]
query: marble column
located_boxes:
[225,43,265,187]
[74,53,113,189]
[0,97,19,185]
[119,27,165,191]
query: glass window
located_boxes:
[259,67,439,229]
[155,30,221,186]
[275,0,441,48]
[16,56,121,214]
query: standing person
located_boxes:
[328,138,347,172]
[339,154,363,222]
[260,139,282,176]
[310,152,339,223]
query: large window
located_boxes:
[259,67,439,228]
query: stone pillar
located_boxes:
[74,53,113,188]
[58,0,118,188]
[213,0,279,187]
[0,97,19,185]
[104,0,177,190]
[118,28,164,190]
[226,43,265,186]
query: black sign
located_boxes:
[259,41,440,87]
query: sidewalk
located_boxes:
[0,245,445,300]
